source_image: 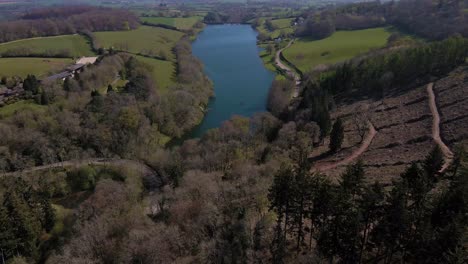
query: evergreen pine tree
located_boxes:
[423,145,445,179]
[329,118,344,153]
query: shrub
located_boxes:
[67,166,97,191]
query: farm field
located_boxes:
[141,16,203,30]
[0,57,72,78]
[133,55,175,92]
[283,27,391,72]
[271,18,294,29]
[94,26,184,61]
[0,35,94,58]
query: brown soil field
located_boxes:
[311,65,468,183]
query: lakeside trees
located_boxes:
[0,38,213,172]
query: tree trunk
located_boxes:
[358,216,370,263]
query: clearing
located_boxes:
[94,26,184,61]
[309,66,468,183]
[0,57,72,78]
[133,55,176,92]
[0,35,94,58]
[283,27,391,72]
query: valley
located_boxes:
[0,1,467,264]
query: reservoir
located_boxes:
[189,24,275,137]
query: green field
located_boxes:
[94,26,184,61]
[141,16,174,26]
[134,55,176,92]
[0,100,46,118]
[141,16,202,30]
[271,18,294,29]
[0,35,94,58]
[256,17,295,39]
[0,57,72,78]
[283,27,391,72]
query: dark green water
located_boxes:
[189,24,275,137]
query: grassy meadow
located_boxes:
[0,100,46,118]
[271,18,294,29]
[0,57,72,78]
[0,35,94,58]
[94,26,184,61]
[141,16,203,30]
[283,27,391,72]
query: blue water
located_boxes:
[190,24,275,137]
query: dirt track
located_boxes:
[1,158,157,178]
[275,40,300,98]
[427,82,454,172]
[314,121,377,172]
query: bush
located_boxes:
[97,167,126,182]
[67,166,97,191]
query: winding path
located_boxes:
[1,158,157,178]
[314,121,377,172]
[426,82,454,172]
[275,40,301,98]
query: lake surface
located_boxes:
[190,24,275,137]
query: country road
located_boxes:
[275,40,301,98]
[314,121,377,172]
[427,82,454,172]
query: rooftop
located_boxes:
[42,71,72,82]
[66,64,85,72]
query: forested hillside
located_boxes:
[0,6,139,43]
[295,0,468,40]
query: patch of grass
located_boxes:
[258,45,287,80]
[173,16,203,29]
[0,57,72,78]
[283,27,392,72]
[99,78,128,94]
[259,48,276,72]
[94,26,184,61]
[0,34,94,58]
[50,204,74,237]
[133,55,176,92]
[141,16,175,27]
[0,100,46,118]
